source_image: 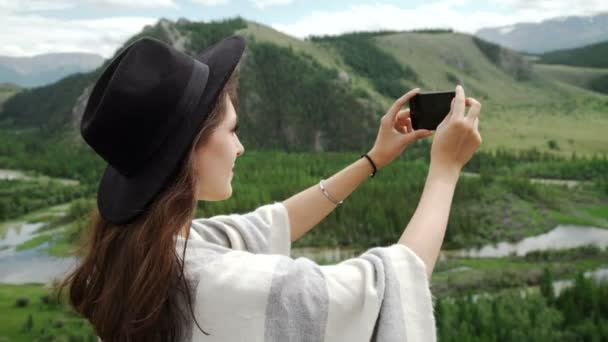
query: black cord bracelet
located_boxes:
[361,154,377,178]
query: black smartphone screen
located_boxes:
[409,91,455,130]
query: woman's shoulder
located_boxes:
[182,202,291,255]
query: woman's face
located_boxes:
[194,94,244,201]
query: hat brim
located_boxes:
[97,35,246,225]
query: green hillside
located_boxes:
[0,73,95,131]
[0,17,607,155]
[533,40,608,96]
[0,83,21,112]
[539,41,608,68]
[533,64,608,95]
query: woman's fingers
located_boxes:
[406,129,433,144]
[452,85,466,119]
[384,88,420,124]
[405,117,413,133]
[395,108,410,122]
[394,109,410,133]
[466,97,481,123]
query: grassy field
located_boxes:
[0,283,96,341]
[479,104,608,156]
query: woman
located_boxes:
[58,35,482,341]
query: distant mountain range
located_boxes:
[476,13,608,54]
[0,53,104,88]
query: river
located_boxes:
[0,168,79,186]
[1,214,607,288]
[441,225,608,258]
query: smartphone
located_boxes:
[409,91,456,130]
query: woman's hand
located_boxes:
[430,85,482,178]
[367,88,433,169]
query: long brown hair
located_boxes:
[56,66,241,341]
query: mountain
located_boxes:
[476,13,608,54]
[0,52,104,88]
[0,17,606,156]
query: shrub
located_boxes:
[15,296,30,307]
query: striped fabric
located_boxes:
[175,202,437,341]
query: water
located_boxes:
[0,219,80,284]
[0,222,46,249]
[552,267,608,296]
[0,169,27,180]
[292,225,608,262]
[0,246,79,284]
[1,218,606,284]
[0,168,79,186]
[442,225,608,258]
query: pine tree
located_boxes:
[539,267,555,305]
[21,313,34,332]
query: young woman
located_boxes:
[58,35,482,342]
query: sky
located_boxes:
[1,0,607,58]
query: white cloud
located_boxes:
[190,0,230,5]
[0,0,169,57]
[490,0,608,14]
[272,3,478,38]
[0,0,73,12]
[87,0,178,9]
[251,0,293,9]
[0,0,177,12]
[0,14,158,57]
[271,1,608,38]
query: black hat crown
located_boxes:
[81,38,209,177]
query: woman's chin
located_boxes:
[220,185,233,200]
[223,189,233,200]
[196,187,232,201]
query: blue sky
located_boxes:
[1,0,607,57]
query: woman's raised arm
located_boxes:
[399,85,482,280]
[283,88,432,242]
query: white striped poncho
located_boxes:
[175,202,437,341]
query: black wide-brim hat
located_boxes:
[80,35,245,225]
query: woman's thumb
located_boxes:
[402,129,431,145]
[413,129,432,140]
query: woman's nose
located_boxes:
[236,137,245,157]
